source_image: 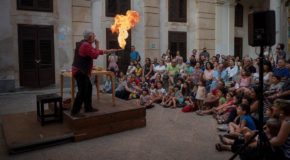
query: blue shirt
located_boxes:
[241,115,256,130]
[273,67,290,79]
[130,51,140,61]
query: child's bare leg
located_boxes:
[229,122,238,133]
[172,98,177,108]
[167,100,173,107]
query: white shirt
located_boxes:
[226,66,238,79]
[154,65,166,74]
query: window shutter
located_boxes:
[168,0,177,22]
[169,0,186,22]
[37,26,53,68]
[106,0,117,17]
[19,25,37,70]
[17,0,53,12]
[235,3,244,27]
[118,0,130,15]
[36,0,53,12]
[179,0,187,22]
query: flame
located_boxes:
[111,10,140,49]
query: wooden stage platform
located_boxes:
[1,94,146,154]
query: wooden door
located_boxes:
[234,37,243,59]
[106,28,131,74]
[18,24,55,87]
[168,31,187,61]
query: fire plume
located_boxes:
[111,10,140,49]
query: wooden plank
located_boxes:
[74,117,146,141]
[1,111,73,153]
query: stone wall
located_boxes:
[72,0,92,47]
[143,0,160,60]
[0,0,74,91]
[195,0,216,56]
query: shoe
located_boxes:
[223,133,237,139]
[146,104,155,109]
[196,111,205,116]
[71,113,85,118]
[85,108,99,113]
[217,125,228,132]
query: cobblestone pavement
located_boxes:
[0,88,232,160]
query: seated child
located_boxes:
[151,81,166,104]
[161,86,174,107]
[139,89,154,109]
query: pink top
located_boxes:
[204,69,214,80]
[239,76,251,87]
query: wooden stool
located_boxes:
[36,93,63,126]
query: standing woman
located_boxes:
[203,62,214,93]
[191,62,203,85]
[143,58,154,82]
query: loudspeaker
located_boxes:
[248,11,275,47]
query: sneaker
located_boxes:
[85,108,99,113]
[71,113,85,118]
[146,104,155,109]
[217,125,228,132]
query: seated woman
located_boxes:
[220,99,290,159]
[233,69,252,93]
[269,99,290,160]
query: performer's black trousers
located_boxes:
[71,71,93,115]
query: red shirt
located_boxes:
[72,41,104,77]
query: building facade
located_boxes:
[0,0,289,92]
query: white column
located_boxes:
[228,2,235,55]
[270,0,281,45]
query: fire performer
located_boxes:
[71,31,120,117]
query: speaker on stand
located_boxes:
[230,10,276,160]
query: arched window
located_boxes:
[235,3,243,27]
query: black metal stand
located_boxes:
[229,46,269,160]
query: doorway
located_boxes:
[18,24,55,87]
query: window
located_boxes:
[168,0,187,22]
[168,31,187,61]
[235,3,243,27]
[234,37,243,59]
[17,0,53,12]
[106,0,130,17]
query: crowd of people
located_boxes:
[102,44,290,160]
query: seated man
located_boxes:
[273,59,289,81]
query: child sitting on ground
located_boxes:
[164,85,181,108]
[226,104,256,138]
[151,81,166,104]
[171,85,184,109]
[139,88,154,109]
[161,86,174,107]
